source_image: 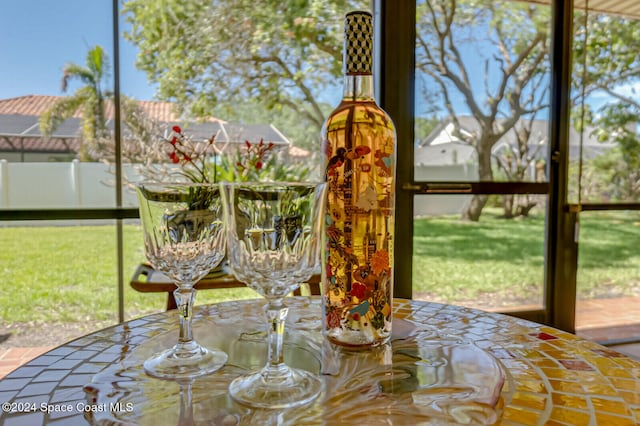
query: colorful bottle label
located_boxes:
[321,100,395,348]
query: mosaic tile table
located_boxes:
[0,298,638,425]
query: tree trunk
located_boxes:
[515,195,537,217]
[462,194,489,221]
[502,194,515,218]
[462,140,494,221]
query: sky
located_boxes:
[1,1,634,119]
[0,0,156,101]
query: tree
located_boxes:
[415,115,440,143]
[492,112,547,218]
[40,45,111,161]
[573,12,640,202]
[122,0,366,149]
[586,103,640,202]
[417,2,640,220]
[96,97,169,162]
[574,12,640,105]
[416,0,550,221]
[122,1,640,218]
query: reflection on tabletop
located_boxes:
[84,298,508,425]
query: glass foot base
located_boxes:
[229,367,323,409]
[143,341,227,380]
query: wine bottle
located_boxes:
[321,10,396,348]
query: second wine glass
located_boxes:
[221,181,326,409]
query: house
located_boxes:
[413,116,618,216]
[416,115,616,171]
[0,95,308,162]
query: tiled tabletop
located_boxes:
[0,297,638,425]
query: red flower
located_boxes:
[350,282,367,299]
[268,142,274,149]
[255,161,263,170]
[168,152,180,164]
[163,127,217,183]
[245,140,252,149]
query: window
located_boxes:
[569,4,640,342]
[1,0,638,346]
[409,0,551,312]
[380,0,640,339]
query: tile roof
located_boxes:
[0,95,222,123]
[0,95,315,157]
[0,135,77,153]
[0,95,79,117]
[0,113,81,138]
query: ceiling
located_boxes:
[524,0,640,20]
[575,0,640,19]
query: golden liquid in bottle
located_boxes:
[322,98,396,347]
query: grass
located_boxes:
[0,224,255,324]
[573,211,640,298]
[413,212,545,304]
[0,210,638,324]
[413,210,640,304]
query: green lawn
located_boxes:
[0,211,638,324]
[413,210,640,304]
[0,224,255,324]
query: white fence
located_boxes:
[0,160,476,216]
[414,163,477,217]
[0,160,139,209]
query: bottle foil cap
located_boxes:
[344,11,373,75]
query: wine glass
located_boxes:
[220,181,327,409]
[136,182,228,379]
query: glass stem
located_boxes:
[263,298,290,379]
[174,287,196,344]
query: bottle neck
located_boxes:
[342,74,375,102]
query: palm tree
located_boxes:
[40,45,111,161]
